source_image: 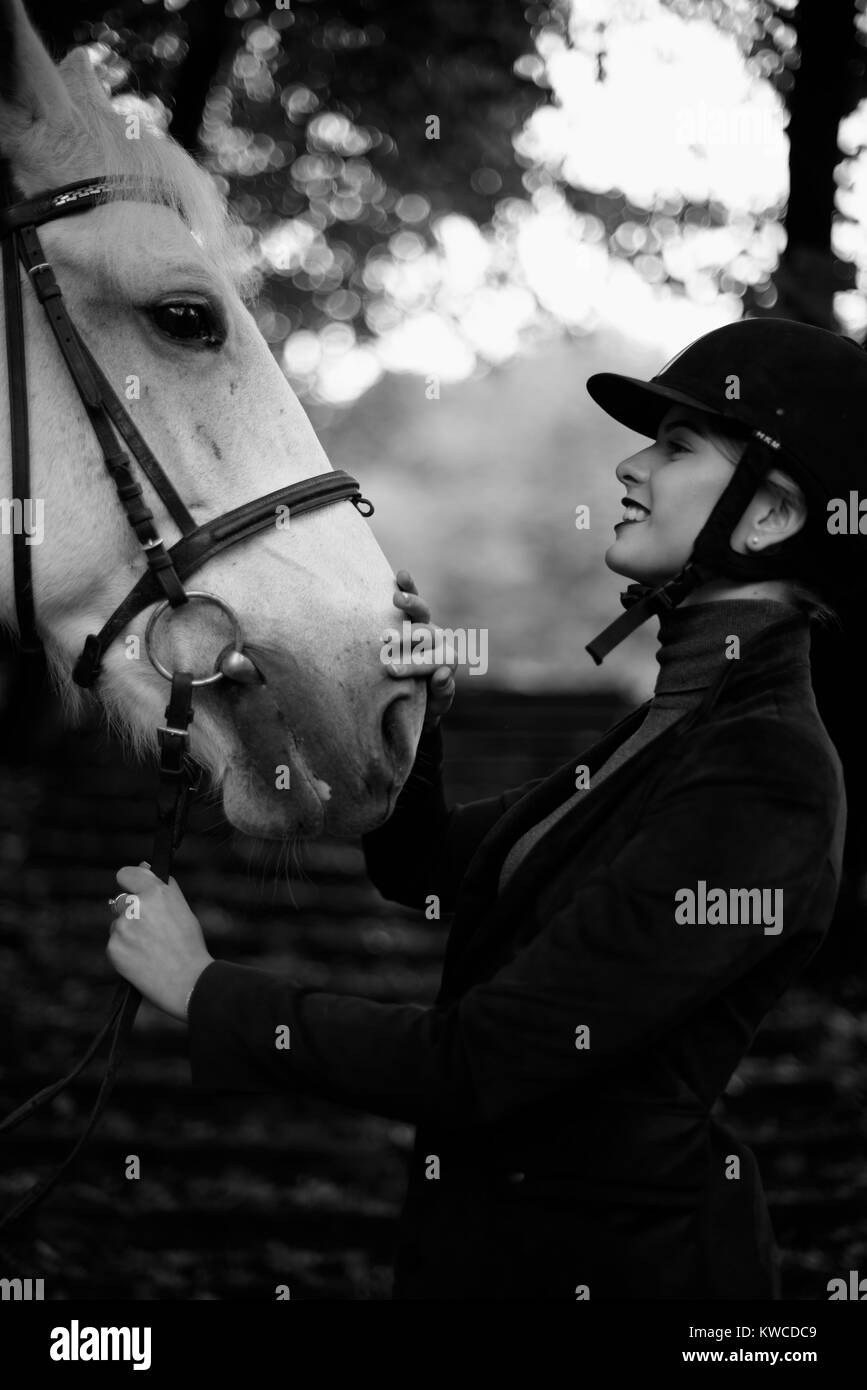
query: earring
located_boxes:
[748,535,759,548]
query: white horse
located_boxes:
[0,0,425,841]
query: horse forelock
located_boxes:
[77,69,254,296]
[2,46,256,303]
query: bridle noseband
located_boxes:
[0,171,375,1226]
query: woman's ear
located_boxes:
[729,472,807,554]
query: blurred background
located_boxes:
[1,0,867,1299]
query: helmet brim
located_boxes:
[586,373,725,440]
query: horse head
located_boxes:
[0,0,426,841]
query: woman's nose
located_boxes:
[615,446,654,487]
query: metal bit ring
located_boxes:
[144,591,244,686]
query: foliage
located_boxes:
[29,0,867,399]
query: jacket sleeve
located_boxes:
[188,716,842,1126]
[361,721,546,912]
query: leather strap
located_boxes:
[585,563,710,665]
[72,470,368,686]
[74,340,197,536]
[2,222,40,652]
[0,175,176,237]
[17,224,101,406]
[0,988,126,1144]
[11,218,191,613]
[152,672,197,880]
[0,983,127,1228]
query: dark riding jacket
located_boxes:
[187,609,845,1300]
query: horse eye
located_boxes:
[148,301,225,347]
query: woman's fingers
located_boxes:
[383,623,458,672]
[391,636,457,727]
[384,572,455,724]
[383,620,457,683]
[425,665,456,726]
[394,578,430,622]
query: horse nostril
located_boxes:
[218,646,265,684]
[381,689,416,772]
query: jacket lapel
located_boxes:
[459,630,752,913]
[437,700,655,992]
[459,698,653,899]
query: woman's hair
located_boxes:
[702,419,839,630]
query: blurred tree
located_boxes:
[16,1,867,343]
[759,0,860,328]
[19,1,545,337]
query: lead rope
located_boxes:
[0,672,197,1229]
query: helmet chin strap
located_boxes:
[585,563,710,665]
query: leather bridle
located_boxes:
[0,171,374,1227]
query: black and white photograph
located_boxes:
[0,0,866,1361]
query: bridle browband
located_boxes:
[0,171,375,1226]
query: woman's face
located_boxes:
[605,405,738,586]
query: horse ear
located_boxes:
[58,47,115,110]
[0,0,79,175]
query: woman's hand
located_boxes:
[387,569,456,728]
[106,863,214,1022]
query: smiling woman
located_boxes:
[606,406,825,611]
[145,316,867,1302]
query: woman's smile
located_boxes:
[615,495,652,527]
